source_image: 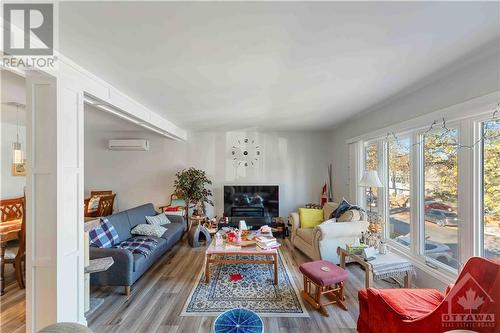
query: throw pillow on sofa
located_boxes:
[145,213,171,225]
[89,218,119,248]
[131,224,167,238]
[299,208,324,228]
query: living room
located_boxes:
[1,2,499,333]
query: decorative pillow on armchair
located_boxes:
[337,209,363,222]
[298,208,324,228]
[329,198,363,219]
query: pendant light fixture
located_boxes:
[9,102,25,164]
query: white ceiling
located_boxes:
[59,2,499,131]
[1,70,26,126]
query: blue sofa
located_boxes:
[89,203,185,295]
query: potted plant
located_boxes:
[173,168,214,228]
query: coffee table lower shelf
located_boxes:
[204,252,279,285]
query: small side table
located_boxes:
[85,257,114,317]
[337,247,413,288]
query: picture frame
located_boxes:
[12,162,26,176]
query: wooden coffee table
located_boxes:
[204,238,279,285]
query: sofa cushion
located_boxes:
[105,211,133,241]
[126,203,157,228]
[299,208,324,228]
[161,222,185,244]
[131,224,167,237]
[296,228,315,245]
[132,237,167,272]
[370,288,444,320]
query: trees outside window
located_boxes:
[423,129,459,269]
[365,142,380,214]
[388,138,411,245]
[482,120,500,259]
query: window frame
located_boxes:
[473,114,500,259]
[352,94,498,280]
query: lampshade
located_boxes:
[359,170,383,188]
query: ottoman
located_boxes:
[299,260,348,316]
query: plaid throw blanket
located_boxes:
[115,236,158,257]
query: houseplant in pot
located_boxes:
[173,167,214,233]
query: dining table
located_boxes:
[0,218,23,295]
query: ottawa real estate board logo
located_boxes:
[442,272,496,330]
[2,3,56,69]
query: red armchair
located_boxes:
[358,257,500,333]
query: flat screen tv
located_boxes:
[224,185,279,218]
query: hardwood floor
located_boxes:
[0,238,394,333]
[0,263,26,333]
[88,239,393,333]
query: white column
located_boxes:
[25,69,85,332]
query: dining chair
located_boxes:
[90,190,113,197]
[1,197,26,291]
[85,191,114,217]
[96,194,116,217]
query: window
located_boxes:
[388,137,411,246]
[423,129,459,269]
[364,142,380,215]
[482,120,500,259]
[355,99,498,276]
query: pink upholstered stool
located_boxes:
[299,260,348,316]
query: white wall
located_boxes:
[188,130,330,218]
[1,122,26,198]
[84,124,188,211]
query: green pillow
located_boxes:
[299,208,324,228]
[171,199,186,207]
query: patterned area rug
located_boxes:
[181,251,309,317]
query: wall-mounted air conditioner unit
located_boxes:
[108,139,150,151]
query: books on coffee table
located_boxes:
[255,235,280,250]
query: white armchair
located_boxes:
[289,202,369,264]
